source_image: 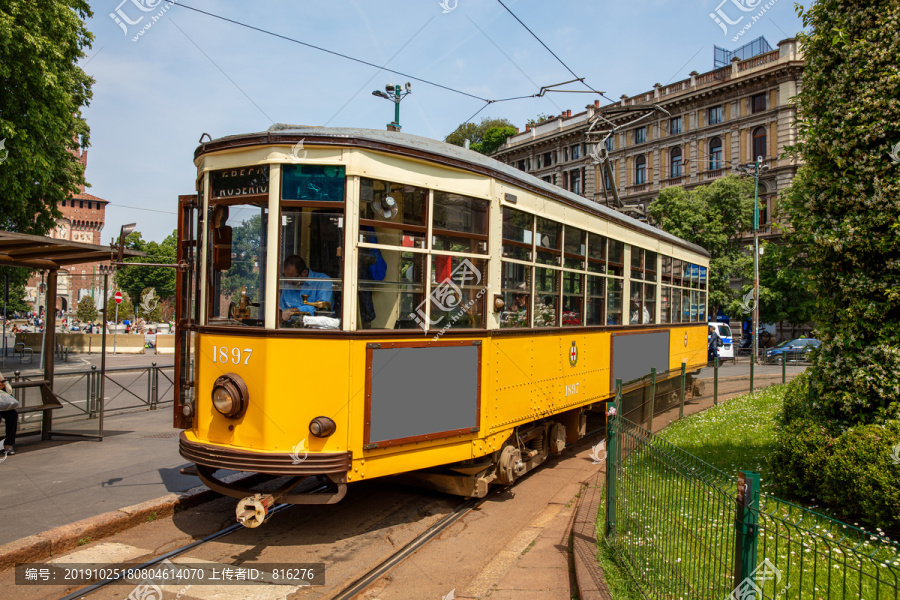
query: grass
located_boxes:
[599,386,900,599]
[76,537,91,546]
[146,511,158,522]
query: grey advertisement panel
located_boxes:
[612,331,670,384]
[369,345,479,444]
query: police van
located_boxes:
[708,322,735,359]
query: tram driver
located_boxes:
[280,255,334,323]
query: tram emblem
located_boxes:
[684,332,689,347]
[569,341,578,366]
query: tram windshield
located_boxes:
[207,200,268,327]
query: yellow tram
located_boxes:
[173,125,710,526]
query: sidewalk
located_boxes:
[0,408,196,546]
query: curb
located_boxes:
[0,471,260,572]
[572,470,613,600]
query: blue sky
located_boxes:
[81,0,804,242]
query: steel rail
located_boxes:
[58,485,328,600]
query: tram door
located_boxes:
[174,194,199,428]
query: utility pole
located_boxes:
[736,157,769,369]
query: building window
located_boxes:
[563,147,569,162]
[542,175,552,183]
[79,200,84,208]
[570,170,582,194]
[543,151,552,167]
[634,127,647,144]
[516,160,526,171]
[752,127,767,161]
[603,169,612,191]
[708,137,723,170]
[635,155,647,184]
[751,93,767,113]
[669,147,683,178]
[605,137,614,152]
[708,106,723,125]
[571,144,580,160]
[669,116,682,135]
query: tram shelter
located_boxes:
[0,230,143,441]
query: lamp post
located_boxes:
[737,156,769,368]
[372,82,411,131]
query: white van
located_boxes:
[708,322,735,359]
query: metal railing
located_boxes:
[604,403,900,598]
[11,364,174,434]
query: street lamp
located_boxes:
[736,156,770,371]
[371,82,411,131]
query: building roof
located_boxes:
[0,231,143,269]
[195,125,709,257]
[73,192,109,204]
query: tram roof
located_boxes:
[196,125,709,258]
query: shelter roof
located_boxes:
[0,230,144,270]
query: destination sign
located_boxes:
[210,166,269,199]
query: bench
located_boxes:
[9,379,63,441]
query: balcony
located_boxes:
[701,168,727,180]
[625,183,650,194]
[660,176,685,188]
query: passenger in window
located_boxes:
[358,226,386,328]
[280,255,334,322]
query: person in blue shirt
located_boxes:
[280,255,333,322]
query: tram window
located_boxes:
[587,233,606,274]
[608,239,624,277]
[500,262,531,328]
[682,289,691,322]
[690,263,700,289]
[432,191,489,254]
[359,178,428,249]
[533,268,559,327]
[207,201,268,327]
[586,276,605,326]
[607,278,623,325]
[699,291,707,322]
[563,227,586,270]
[670,288,682,323]
[661,256,672,284]
[427,256,488,329]
[279,208,344,329]
[631,248,645,280]
[699,266,707,290]
[660,286,670,324]
[502,207,533,261]
[645,251,657,282]
[562,272,584,326]
[672,258,683,287]
[691,290,700,322]
[629,282,644,325]
[536,218,561,266]
[644,283,656,324]
[361,249,424,330]
[282,164,345,202]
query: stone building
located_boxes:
[25,147,109,314]
[491,38,804,241]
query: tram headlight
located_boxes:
[211,373,249,419]
[309,416,336,438]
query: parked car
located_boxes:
[766,338,821,363]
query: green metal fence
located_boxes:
[604,412,900,599]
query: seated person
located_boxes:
[280,255,334,322]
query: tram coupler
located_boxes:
[236,493,276,528]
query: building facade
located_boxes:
[492,38,804,239]
[25,147,109,314]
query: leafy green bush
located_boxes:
[771,417,836,499]
[818,421,900,531]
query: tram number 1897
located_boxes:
[212,346,253,365]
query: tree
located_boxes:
[106,292,134,324]
[75,294,97,323]
[471,125,518,155]
[0,1,94,236]
[445,117,517,154]
[648,175,754,317]
[221,214,262,305]
[0,273,31,315]
[115,230,177,318]
[780,0,900,423]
